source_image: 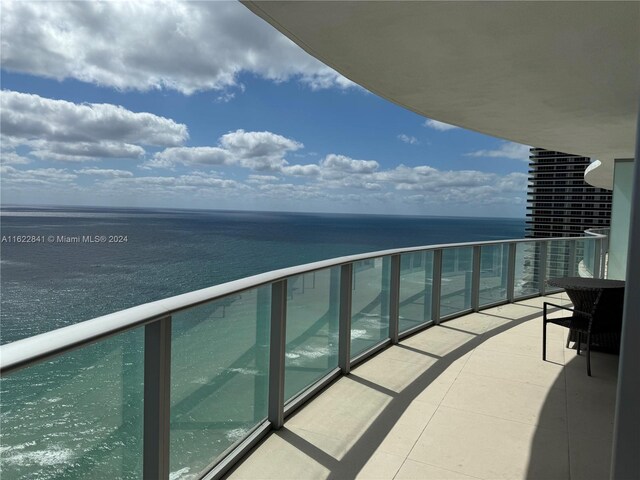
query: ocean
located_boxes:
[0,206,525,479]
[0,205,525,344]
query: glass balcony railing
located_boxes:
[0,233,607,480]
[398,251,433,334]
[440,247,473,318]
[0,328,145,479]
[351,257,390,359]
[479,243,509,307]
[285,268,339,401]
[170,286,271,477]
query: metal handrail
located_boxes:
[584,227,610,237]
[0,234,595,376]
[584,227,609,277]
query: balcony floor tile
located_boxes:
[440,372,567,430]
[395,459,481,480]
[407,405,570,480]
[462,347,566,390]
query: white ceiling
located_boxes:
[243,1,639,166]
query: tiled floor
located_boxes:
[228,294,619,480]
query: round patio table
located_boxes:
[547,277,625,351]
[547,277,625,291]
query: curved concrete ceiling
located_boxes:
[243,1,639,164]
[584,160,614,190]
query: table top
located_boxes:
[547,277,625,290]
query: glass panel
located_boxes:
[479,244,509,306]
[576,238,596,277]
[0,328,144,479]
[171,287,270,477]
[399,251,433,333]
[351,257,390,357]
[547,240,571,287]
[285,268,339,401]
[609,160,633,280]
[514,242,540,297]
[440,247,473,317]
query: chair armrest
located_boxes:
[543,302,591,319]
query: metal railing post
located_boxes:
[539,242,548,296]
[143,316,172,480]
[432,249,443,324]
[389,254,401,344]
[471,246,481,311]
[339,264,353,374]
[507,243,516,302]
[423,253,432,322]
[268,280,287,429]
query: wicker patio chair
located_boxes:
[543,286,624,376]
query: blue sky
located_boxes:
[0,0,530,217]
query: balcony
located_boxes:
[229,294,617,480]
[0,234,611,479]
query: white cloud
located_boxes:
[255,182,326,201]
[93,172,244,198]
[405,194,426,203]
[423,119,459,131]
[0,1,353,95]
[0,152,31,165]
[215,91,236,104]
[0,166,77,185]
[362,164,528,208]
[281,164,321,176]
[76,168,134,178]
[30,142,145,163]
[397,134,419,145]
[145,139,525,208]
[149,129,303,172]
[1,91,187,147]
[220,129,303,171]
[149,147,230,169]
[0,101,528,214]
[465,142,531,162]
[247,175,280,184]
[1,159,528,213]
[320,154,379,174]
[1,90,188,164]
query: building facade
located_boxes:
[526,148,612,238]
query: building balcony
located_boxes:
[229,294,617,480]
[0,234,610,479]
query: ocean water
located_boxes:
[0,206,525,344]
[0,206,525,479]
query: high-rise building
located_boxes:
[526,148,612,238]
[525,148,612,283]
